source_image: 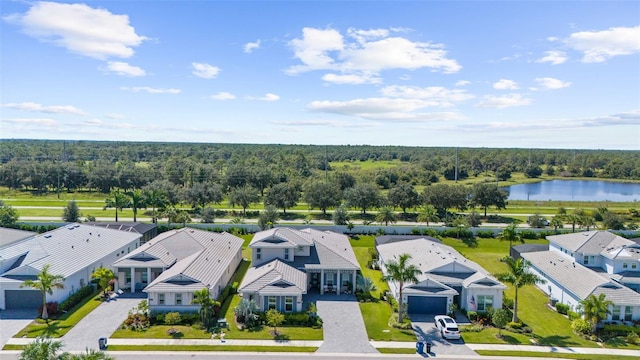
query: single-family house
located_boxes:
[113,228,243,312]
[522,230,640,322]
[238,227,359,313]
[0,224,141,310]
[376,236,506,315]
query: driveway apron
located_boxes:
[0,309,38,347]
[411,314,477,356]
[314,295,378,353]
[61,297,140,351]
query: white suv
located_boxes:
[434,315,461,340]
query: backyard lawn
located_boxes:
[15,291,103,338]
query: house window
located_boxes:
[623,263,628,269]
[125,272,131,284]
[633,263,638,270]
[625,306,633,321]
[477,295,494,312]
[158,293,165,305]
[612,305,621,320]
[80,278,85,287]
[583,256,594,265]
[141,271,148,284]
[256,248,262,260]
[175,293,182,305]
[285,296,293,312]
[268,296,276,310]
[284,248,290,260]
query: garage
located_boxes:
[407,296,447,314]
[5,290,41,310]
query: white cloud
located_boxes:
[210,92,236,100]
[565,26,640,63]
[322,73,381,85]
[536,50,568,65]
[476,94,531,108]
[287,27,461,79]
[121,86,181,94]
[104,61,146,77]
[535,77,571,89]
[4,1,147,59]
[244,39,261,53]
[2,102,86,115]
[2,118,57,126]
[105,113,125,119]
[493,79,519,90]
[455,80,471,87]
[258,93,280,101]
[192,62,220,79]
[308,97,463,122]
[379,85,474,106]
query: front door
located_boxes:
[310,273,319,289]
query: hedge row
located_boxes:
[59,285,94,312]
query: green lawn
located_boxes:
[15,291,103,338]
[111,325,210,339]
[359,301,416,341]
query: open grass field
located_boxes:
[106,345,319,352]
[475,351,640,359]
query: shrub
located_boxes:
[59,285,94,312]
[502,295,514,310]
[165,312,182,325]
[38,302,59,316]
[603,324,640,336]
[476,230,495,238]
[467,311,478,322]
[520,230,538,239]
[571,318,592,336]
[123,313,150,331]
[626,332,639,345]
[388,314,412,329]
[460,324,484,332]
[507,321,523,330]
[567,310,580,321]
[555,303,569,315]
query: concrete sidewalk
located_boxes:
[6,337,640,357]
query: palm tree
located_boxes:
[91,267,116,298]
[376,206,397,226]
[382,253,421,323]
[67,348,114,359]
[104,190,129,222]
[579,293,613,333]
[20,264,65,320]
[126,189,146,222]
[417,205,440,226]
[19,336,69,360]
[143,188,167,223]
[497,223,523,251]
[495,257,546,323]
[192,288,215,329]
[550,216,564,233]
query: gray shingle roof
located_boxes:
[0,227,37,248]
[522,250,640,306]
[144,231,244,293]
[600,237,640,260]
[305,228,359,270]
[404,278,458,296]
[547,231,623,254]
[2,224,141,278]
[239,259,306,295]
[113,241,177,268]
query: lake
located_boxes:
[502,180,640,202]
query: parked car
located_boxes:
[434,315,460,340]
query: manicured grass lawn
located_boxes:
[360,301,416,342]
[111,325,210,338]
[475,350,640,360]
[15,291,103,338]
[352,247,388,298]
[106,345,318,352]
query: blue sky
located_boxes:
[1,1,639,149]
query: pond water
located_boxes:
[502,180,640,202]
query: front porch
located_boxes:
[116,267,163,293]
[306,269,357,295]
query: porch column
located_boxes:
[147,267,152,287]
[320,269,324,295]
[130,267,135,293]
[337,271,341,295]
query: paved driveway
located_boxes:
[311,294,378,353]
[61,297,141,351]
[410,314,477,357]
[0,309,38,348]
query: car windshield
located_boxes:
[444,318,455,323]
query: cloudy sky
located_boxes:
[1,1,639,149]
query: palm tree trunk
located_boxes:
[115,208,119,222]
[41,291,48,320]
[133,207,137,222]
[398,283,404,323]
[513,288,519,323]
